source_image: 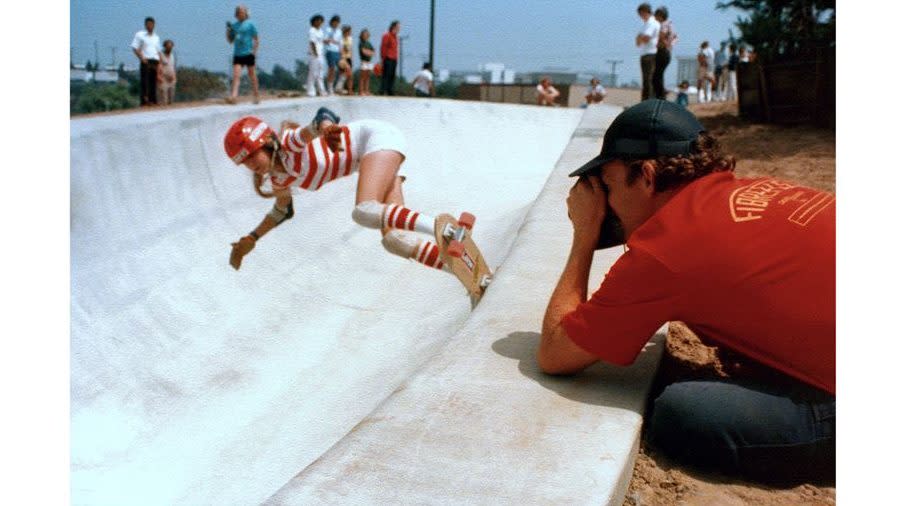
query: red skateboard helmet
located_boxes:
[224,116,274,164]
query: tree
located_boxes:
[72,84,139,114]
[257,63,301,91]
[716,0,835,62]
[174,67,228,102]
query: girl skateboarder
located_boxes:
[224,108,446,272]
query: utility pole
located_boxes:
[606,59,623,87]
[94,41,100,70]
[429,0,435,69]
[399,35,410,80]
[110,46,117,67]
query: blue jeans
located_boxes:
[647,379,835,484]
[325,50,341,69]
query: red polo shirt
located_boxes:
[381,32,398,60]
[561,172,835,394]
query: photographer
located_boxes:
[539,100,835,484]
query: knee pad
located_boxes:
[381,230,420,259]
[352,200,384,229]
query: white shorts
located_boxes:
[347,119,407,161]
[360,61,374,71]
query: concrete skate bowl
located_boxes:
[71,98,582,505]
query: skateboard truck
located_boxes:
[434,212,492,304]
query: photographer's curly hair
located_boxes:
[625,132,735,193]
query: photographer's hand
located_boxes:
[567,175,607,249]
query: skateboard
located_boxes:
[434,212,493,304]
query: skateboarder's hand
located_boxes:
[322,124,344,152]
[229,236,256,270]
[567,176,607,245]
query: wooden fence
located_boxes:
[738,47,835,127]
[458,83,573,107]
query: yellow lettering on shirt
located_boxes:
[729,179,796,222]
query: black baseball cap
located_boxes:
[569,99,705,177]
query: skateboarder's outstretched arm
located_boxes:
[230,189,293,270]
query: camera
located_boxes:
[596,210,625,250]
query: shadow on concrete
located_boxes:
[491,331,662,413]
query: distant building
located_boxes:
[93,70,119,83]
[478,63,517,84]
[676,56,698,87]
[70,63,133,83]
[71,68,92,82]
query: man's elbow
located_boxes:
[536,342,582,376]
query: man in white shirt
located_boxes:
[635,3,661,101]
[411,62,434,97]
[307,14,326,97]
[131,17,162,106]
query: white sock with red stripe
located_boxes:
[381,230,446,271]
[413,240,446,270]
[382,203,435,235]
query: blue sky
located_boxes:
[71,0,745,84]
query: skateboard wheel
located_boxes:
[458,212,476,230]
[447,240,464,258]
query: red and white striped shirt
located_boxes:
[269,119,407,192]
[271,125,356,191]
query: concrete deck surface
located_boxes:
[71,98,662,505]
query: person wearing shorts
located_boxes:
[226,5,259,104]
[358,29,375,96]
[323,15,342,95]
[334,25,354,95]
[225,108,453,275]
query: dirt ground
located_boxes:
[623,101,835,506]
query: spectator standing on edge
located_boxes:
[358,29,375,96]
[323,15,342,95]
[225,5,260,104]
[411,62,434,97]
[652,6,676,100]
[380,20,400,96]
[585,77,606,105]
[307,15,326,97]
[725,42,739,101]
[714,41,728,101]
[335,25,354,95]
[156,39,176,105]
[131,16,162,106]
[541,100,835,485]
[697,41,714,103]
[635,3,661,101]
[536,77,560,106]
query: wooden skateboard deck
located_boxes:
[434,213,493,303]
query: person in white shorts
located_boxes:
[357,28,375,96]
[224,107,450,273]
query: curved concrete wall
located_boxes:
[70,98,581,505]
[265,104,666,506]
